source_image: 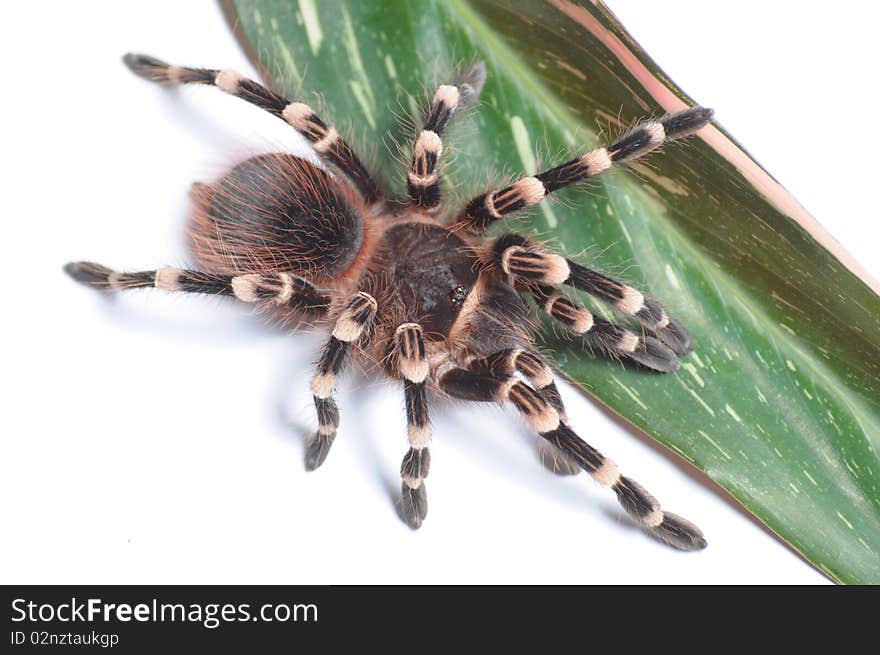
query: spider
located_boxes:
[66,53,713,550]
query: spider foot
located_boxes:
[122,53,173,83]
[304,432,336,471]
[400,481,428,530]
[645,512,707,551]
[624,335,680,373]
[655,317,693,356]
[64,261,115,289]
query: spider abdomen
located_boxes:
[190,153,363,280]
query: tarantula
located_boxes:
[66,53,713,550]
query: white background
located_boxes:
[2,1,877,584]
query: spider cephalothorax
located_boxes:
[66,53,713,549]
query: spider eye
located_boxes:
[449,284,468,307]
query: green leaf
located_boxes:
[225,0,880,582]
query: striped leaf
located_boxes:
[225,0,880,583]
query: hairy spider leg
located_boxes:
[394,322,432,528]
[63,262,329,316]
[407,62,486,211]
[306,292,377,471]
[526,283,680,373]
[456,106,713,232]
[468,348,565,419]
[439,367,706,550]
[122,53,382,205]
[493,234,691,358]
[467,348,581,475]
